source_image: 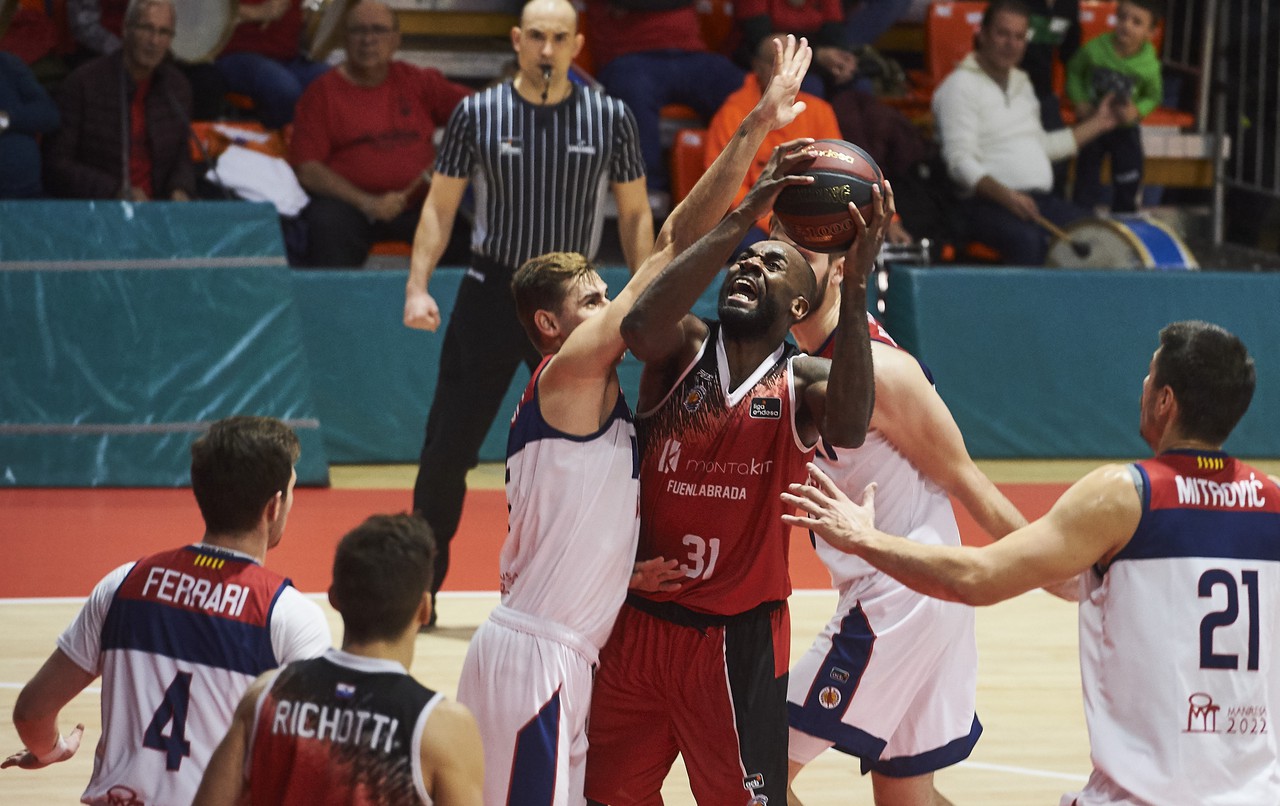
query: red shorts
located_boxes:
[585,597,790,805]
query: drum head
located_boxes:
[1046,216,1198,270]
[303,0,354,62]
[171,0,236,63]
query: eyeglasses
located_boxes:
[346,24,395,37]
[130,23,175,38]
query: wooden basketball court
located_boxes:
[5,458,1271,803]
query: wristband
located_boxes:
[34,734,68,764]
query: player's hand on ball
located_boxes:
[781,463,878,555]
[630,557,683,593]
[738,140,816,224]
[2,724,84,770]
[842,179,893,282]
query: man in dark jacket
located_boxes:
[45,0,195,200]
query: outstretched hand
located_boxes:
[737,140,815,225]
[753,35,813,132]
[2,725,85,771]
[630,557,684,593]
[841,179,895,284]
[781,463,878,554]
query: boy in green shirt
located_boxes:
[1066,0,1163,213]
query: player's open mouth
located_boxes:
[727,276,760,305]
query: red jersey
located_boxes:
[583,1,708,66]
[635,322,815,615]
[249,650,441,805]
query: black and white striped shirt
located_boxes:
[434,80,645,269]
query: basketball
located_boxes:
[773,139,883,253]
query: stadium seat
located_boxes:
[669,128,707,205]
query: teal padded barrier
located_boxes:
[292,266,752,464]
[884,268,1280,457]
[0,201,329,486]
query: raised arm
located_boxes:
[620,142,816,367]
[797,183,892,449]
[871,343,1026,540]
[553,35,814,379]
[404,174,469,332]
[783,462,1141,606]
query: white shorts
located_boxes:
[787,578,981,776]
[456,605,598,806]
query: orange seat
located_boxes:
[884,1,987,122]
[669,128,707,205]
[371,242,412,257]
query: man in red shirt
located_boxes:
[289,0,471,267]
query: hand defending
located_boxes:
[754,35,813,132]
[781,463,877,555]
[630,557,683,593]
[2,725,84,771]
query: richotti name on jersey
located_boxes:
[269,697,402,753]
[657,437,774,500]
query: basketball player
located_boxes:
[778,230,1028,805]
[783,320,1280,806]
[193,514,484,805]
[456,35,818,806]
[4,416,331,806]
[583,163,891,802]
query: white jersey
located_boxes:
[457,363,639,805]
[1068,452,1280,805]
[56,545,331,806]
[499,361,640,650]
[789,321,980,773]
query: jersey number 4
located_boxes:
[143,671,193,770]
[1199,569,1260,671]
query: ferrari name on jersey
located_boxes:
[139,564,252,617]
[269,698,401,754]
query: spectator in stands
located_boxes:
[0,51,60,198]
[44,0,196,201]
[842,0,915,49]
[933,0,1119,265]
[215,0,329,128]
[583,0,743,203]
[290,0,471,268]
[736,0,857,95]
[66,0,227,120]
[705,32,842,250]
[1021,0,1080,194]
[1067,0,1163,213]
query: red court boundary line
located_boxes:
[0,484,1065,599]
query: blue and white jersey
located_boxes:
[57,545,330,806]
[1075,450,1280,805]
[501,359,640,651]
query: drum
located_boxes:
[170,0,237,63]
[302,0,354,62]
[1046,215,1199,270]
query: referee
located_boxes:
[402,0,654,622]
